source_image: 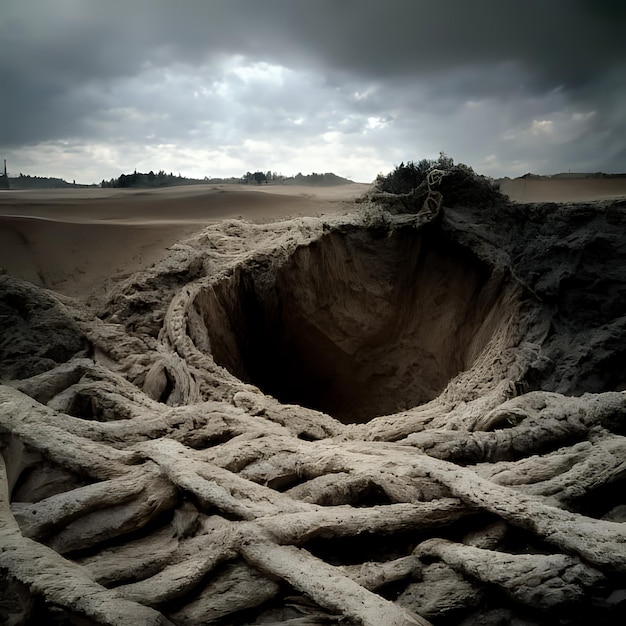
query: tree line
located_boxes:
[100,170,204,188]
[101,170,353,188]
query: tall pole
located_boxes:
[0,159,8,189]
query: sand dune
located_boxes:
[498,176,626,203]
[0,183,368,299]
[1,178,623,302]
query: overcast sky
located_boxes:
[1,0,625,183]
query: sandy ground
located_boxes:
[1,178,624,303]
[0,183,368,300]
[498,177,626,203]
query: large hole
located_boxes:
[192,224,509,423]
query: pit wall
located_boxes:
[190,223,521,423]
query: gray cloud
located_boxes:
[1,0,624,181]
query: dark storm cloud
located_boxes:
[1,0,624,178]
[7,2,625,79]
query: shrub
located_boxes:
[374,152,454,194]
[374,153,506,209]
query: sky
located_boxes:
[1,0,625,184]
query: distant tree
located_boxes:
[436,151,454,170]
[99,170,205,189]
[6,174,81,190]
[253,171,268,185]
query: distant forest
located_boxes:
[100,170,209,188]
[3,173,96,190]
[101,170,353,188]
[0,169,353,190]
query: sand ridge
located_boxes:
[498,176,626,203]
[0,183,368,299]
[1,177,624,302]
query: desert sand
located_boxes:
[498,175,626,203]
[0,183,368,300]
[1,175,626,625]
[2,176,625,303]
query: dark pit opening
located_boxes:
[192,224,509,423]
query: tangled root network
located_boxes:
[2,192,626,625]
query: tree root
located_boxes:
[0,456,174,626]
[415,538,603,609]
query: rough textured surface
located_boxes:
[1,189,626,625]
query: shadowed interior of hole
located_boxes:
[195,224,506,423]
